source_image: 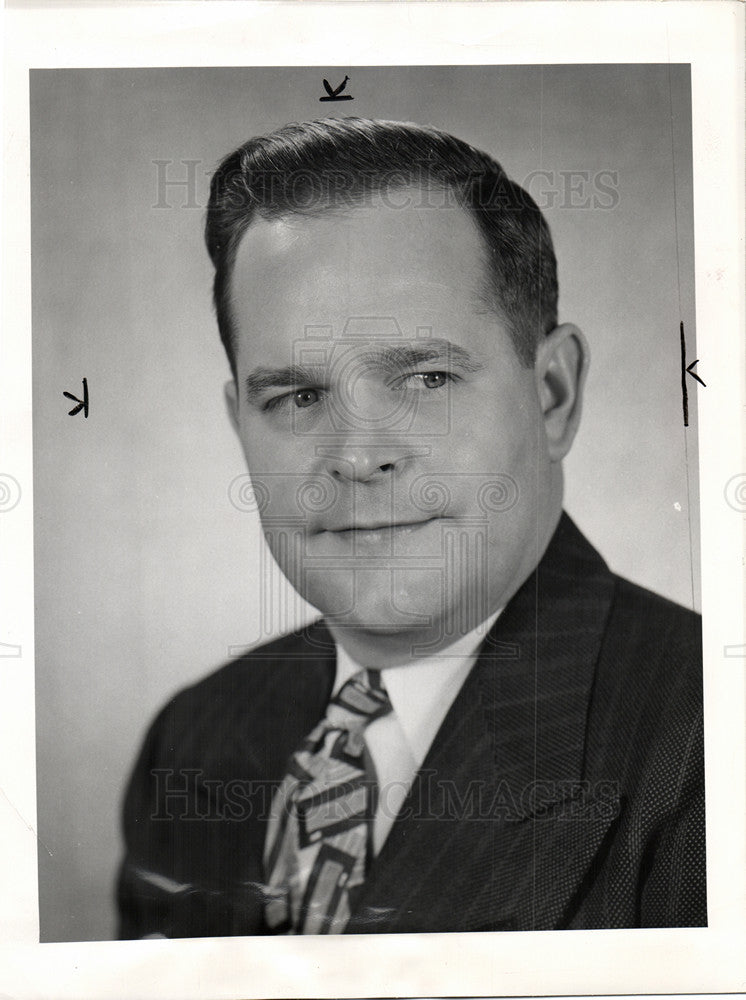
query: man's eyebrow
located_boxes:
[245,364,325,397]
[244,341,484,398]
[361,341,485,374]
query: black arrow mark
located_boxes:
[319,75,353,102]
[679,322,705,428]
[63,377,89,418]
[686,359,706,387]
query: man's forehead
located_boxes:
[231,193,488,297]
[228,199,498,380]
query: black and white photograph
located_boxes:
[33,59,705,939]
[2,3,744,998]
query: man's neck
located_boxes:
[327,610,503,669]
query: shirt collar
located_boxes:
[333,610,502,766]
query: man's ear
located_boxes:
[224,379,240,435]
[535,323,589,462]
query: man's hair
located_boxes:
[205,117,558,377]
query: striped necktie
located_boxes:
[263,669,392,934]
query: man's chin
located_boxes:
[311,598,436,637]
[323,614,432,638]
[279,559,497,653]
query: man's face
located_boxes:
[228,192,558,661]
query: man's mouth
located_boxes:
[321,517,443,536]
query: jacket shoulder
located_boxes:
[607,575,702,666]
[140,620,335,755]
[612,574,700,624]
[172,619,331,704]
[587,573,703,777]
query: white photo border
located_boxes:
[1,1,744,997]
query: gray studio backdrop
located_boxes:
[31,65,698,941]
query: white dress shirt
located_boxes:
[333,610,502,853]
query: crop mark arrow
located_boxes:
[63,377,89,417]
[679,322,706,427]
[685,359,706,387]
[320,75,353,102]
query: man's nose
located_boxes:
[313,376,428,482]
[316,441,427,483]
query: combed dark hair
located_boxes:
[205,117,558,376]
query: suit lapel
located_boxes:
[346,513,620,933]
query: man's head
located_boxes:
[206,118,588,665]
[206,117,558,377]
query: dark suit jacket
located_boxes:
[117,513,706,937]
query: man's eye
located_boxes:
[420,371,448,389]
[293,388,320,408]
[399,371,456,390]
[263,388,321,412]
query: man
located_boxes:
[118,117,705,937]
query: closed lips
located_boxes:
[325,518,441,532]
